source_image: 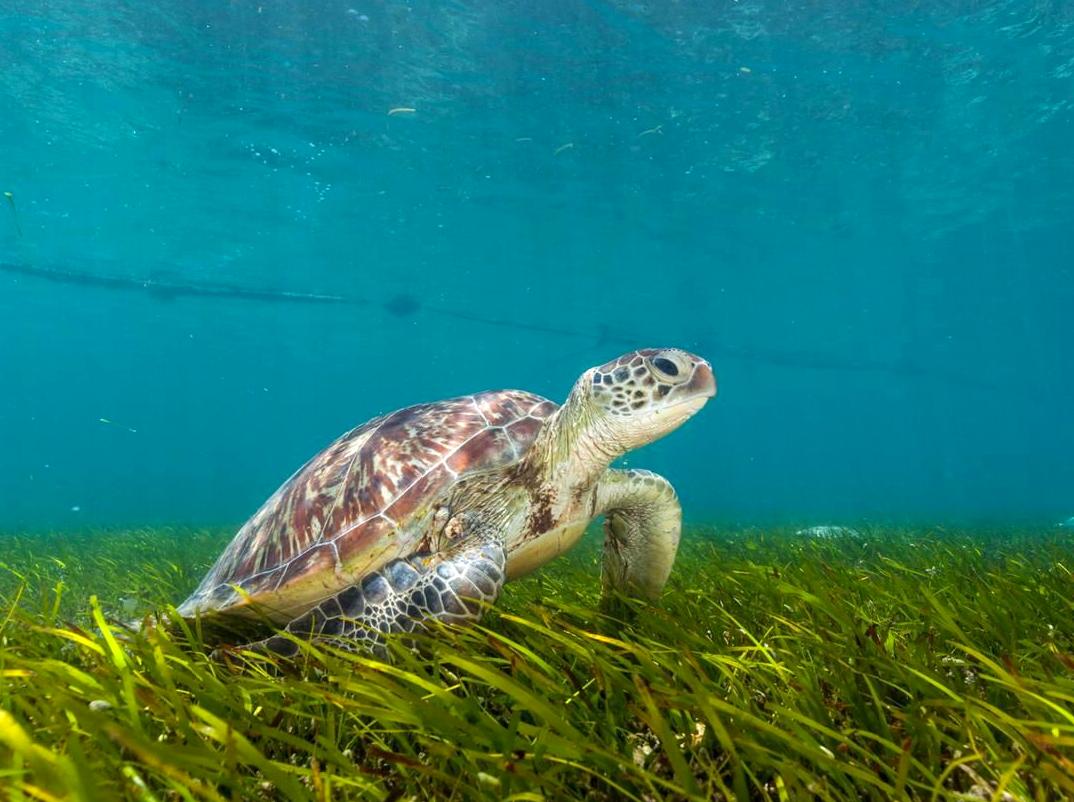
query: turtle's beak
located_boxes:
[687,360,717,400]
[659,358,716,427]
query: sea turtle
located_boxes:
[176,348,716,654]
[795,525,862,539]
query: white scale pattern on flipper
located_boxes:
[250,539,505,656]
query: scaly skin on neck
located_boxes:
[515,371,618,499]
[493,372,637,579]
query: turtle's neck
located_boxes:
[515,377,619,497]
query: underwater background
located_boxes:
[2,0,1072,531]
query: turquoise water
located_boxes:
[1,1,1071,529]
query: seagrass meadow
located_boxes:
[0,526,1072,801]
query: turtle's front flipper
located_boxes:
[595,468,682,602]
[256,540,505,657]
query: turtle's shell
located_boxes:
[178,390,556,623]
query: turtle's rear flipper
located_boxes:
[251,541,505,657]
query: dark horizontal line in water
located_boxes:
[0,261,360,306]
[0,260,620,342]
[1,260,993,391]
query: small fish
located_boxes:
[638,125,663,137]
[383,293,421,317]
[99,417,138,433]
[554,142,575,155]
[388,107,416,116]
[4,191,21,237]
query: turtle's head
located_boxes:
[577,348,716,455]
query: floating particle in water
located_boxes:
[71,506,81,512]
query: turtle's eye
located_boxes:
[651,353,687,383]
[653,357,678,376]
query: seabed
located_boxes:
[1,525,1072,800]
